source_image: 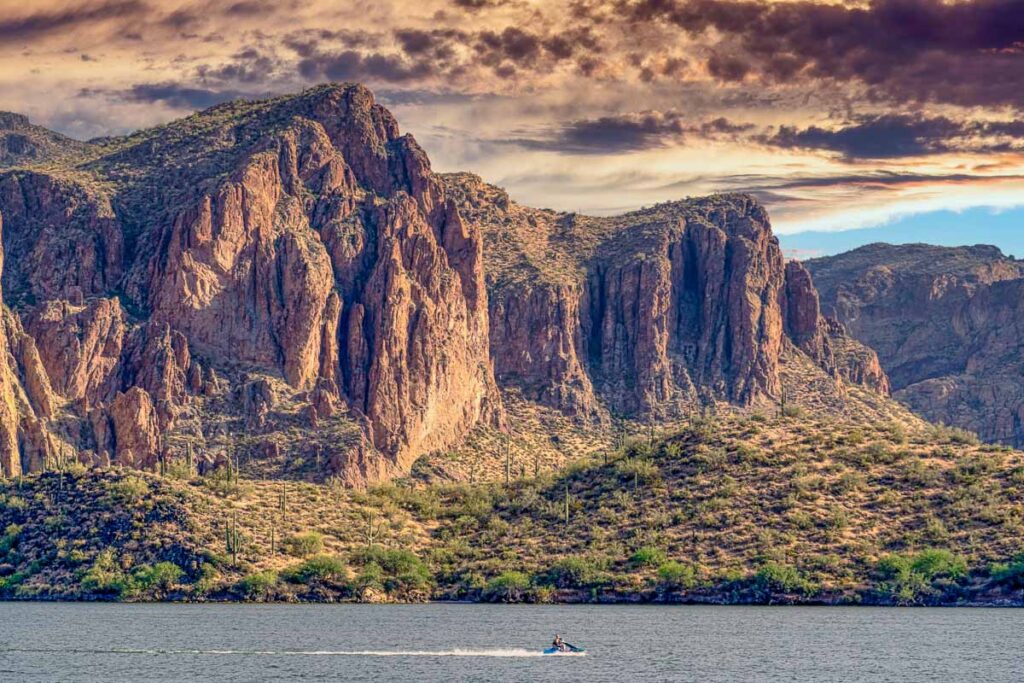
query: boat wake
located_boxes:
[3,647,582,658]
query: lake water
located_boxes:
[1,603,1022,682]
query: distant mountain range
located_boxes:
[0,83,1019,487]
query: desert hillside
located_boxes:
[3,408,1024,606]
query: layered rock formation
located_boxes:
[0,216,59,476]
[446,173,889,422]
[807,243,1024,444]
[0,83,891,482]
[0,84,499,482]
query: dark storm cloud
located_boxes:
[197,48,282,84]
[285,23,599,87]
[223,0,293,16]
[769,115,964,159]
[282,29,380,58]
[115,82,250,109]
[618,0,1024,107]
[474,26,599,68]
[452,0,506,9]
[506,110,754,153]
[766,115,1024,159]
[0,0,146,44]
[297,50,438,84]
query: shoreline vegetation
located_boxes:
[4,413,1024,607]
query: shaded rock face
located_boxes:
[807,243,1024,444]
[782,261,889,395]
[0,173,123,304]
[0,84,499,482]
[88,387,160,468]
[447,173,888,420]
[25,297,125,408]
[583,203,789,414]
[489,283,596,418]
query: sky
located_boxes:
[1,0,1023,254]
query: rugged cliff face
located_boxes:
[0,215,60,476]
[0,84,890,483]
[0,85,499,482]
[807,243,1024,444]
[446,173,888,421]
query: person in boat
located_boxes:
[552,635,565,652]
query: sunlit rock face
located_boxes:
[0,84,889,483]
[446,173,889,424]
[0,84,501,482]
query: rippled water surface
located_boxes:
[2,603,1022,682]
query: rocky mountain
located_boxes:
[0,112,92,168]
[446,173,887,420]
[807,243,1024,445]
[0,84,888,485]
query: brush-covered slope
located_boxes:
[0,113,93,168]
[807,243,1024,446]
[4,408,1024,606]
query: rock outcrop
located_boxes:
[0,216,59,476]
[24,297,125,408]
[0,84,500,483]
[807,243,1024,444]
[0,84,898,483]
[446,173,889,421]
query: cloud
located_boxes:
[769,115,963,159]
[197,48,284,85]
[106,82,251,109]
[285,22,601,88]
[0,0,146,44]
[297,50,438,84]
[504,110,755,153]
[625,0,1024,107]
[766,114,1024,159]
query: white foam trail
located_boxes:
[5,647,584,658]
[205,648,569,658]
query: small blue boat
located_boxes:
[542,644,586,656]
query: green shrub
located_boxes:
[482,571,531,602]
[657,561,696,589]
[629,546,667,568]
[80,549,131,596]
[874,549,967,603]
[537,556,603,589]
[286,555,347,583]
[354,561,385,591]
[0,524,21,555]
[615,458,660,485]
[929,423,980,446]
[349,547,431,593]
[133,562,184,593]
[0,495,27,512]
[989,556,1024,589]
[283,531,324,558]
[107,476,150,502]
[910,549,967,580]
[754,562,811,594]
[238,570,279,600]
[195,563,220,593]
